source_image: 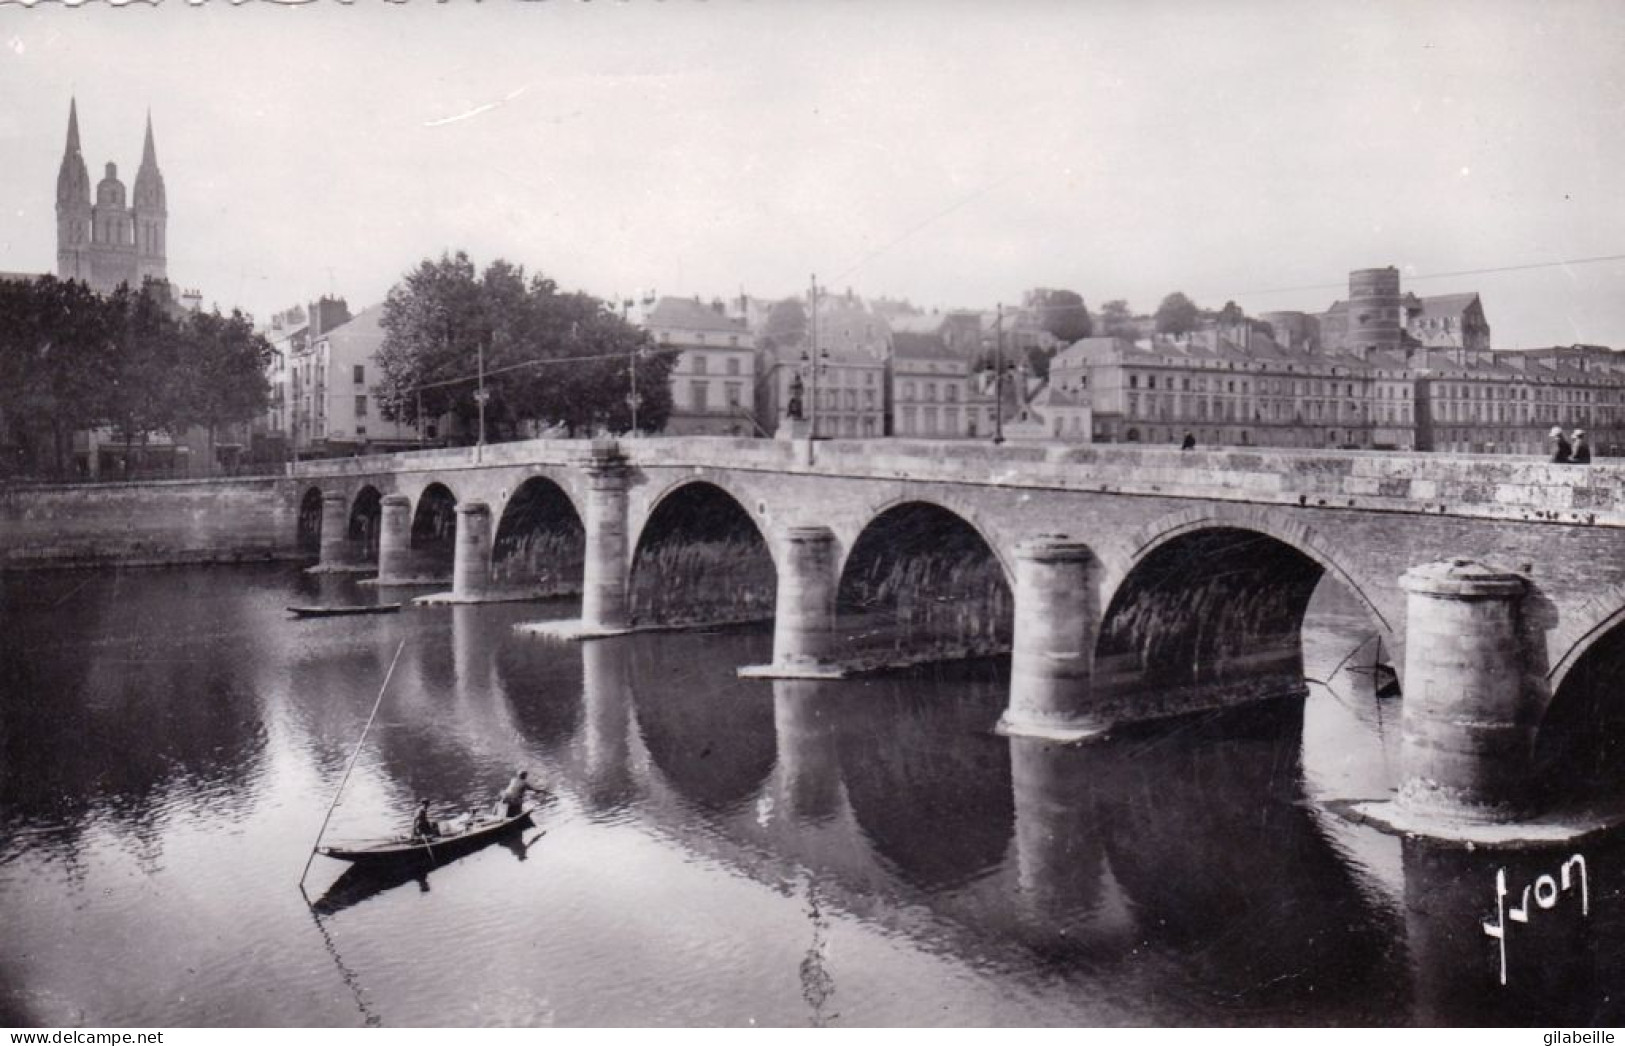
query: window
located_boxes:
[694,356,709,376]
[353,364,365,384]
[726,383,743,408]
[354,395,368,417]
[726,357,741,376]
[692,383,709,411]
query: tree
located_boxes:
[1098,299,1138,340]
[374,251,669,439]
[760,298,808,351]
[1154,292,1201,335]
[104,282,193,472]
[0,275,118,476]
[1024,288,1092,344]
[174,307,274,465]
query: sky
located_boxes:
[2,0,1623,348]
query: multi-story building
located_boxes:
[758,342,887,438]
[1412,347,1625,455]
[890,333,973,438]
[1062,331,1410,450]
[643,296,759,436]
[285,296,425,456]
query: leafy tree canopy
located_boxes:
[1098,299,1138,339]
[1154,291,1201,335]
[760,298,808,351]
[1024,288,1092,344]
[374,251,669,439]
[0,276,271,477]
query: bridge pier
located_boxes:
[376,493,411,583]
[997,538,1104,741]
[306,490,368,573]
[450,501,494,600]
[1395,559,1535,824]
[739,525,841,679]
[514,442,635,638]
[579,444,634,635]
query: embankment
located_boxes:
[0,477,302,570]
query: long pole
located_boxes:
[809,274,819,439]
[297,638,408,890]
[476,337,487,463]
[993,303,1005,445]
[630,348,640,436]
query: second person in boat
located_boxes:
[497,769,545,817]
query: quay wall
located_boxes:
[0,477,300,570]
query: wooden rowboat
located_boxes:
[287,603,403,619]
[317,804,535,867]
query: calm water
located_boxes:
[1,565,1620,1027]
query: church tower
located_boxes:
[53,100,168,295]
[55,98,93,283]
[131,112,168,285]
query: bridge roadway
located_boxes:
[292,436,1625,830]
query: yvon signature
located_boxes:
[1482,854,1590,986]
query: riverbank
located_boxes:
[0,476,301,571]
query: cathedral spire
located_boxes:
[140,109,157,169]
[65,97,83,158]
[56,97,90,207]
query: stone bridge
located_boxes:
[291,436,1625,830]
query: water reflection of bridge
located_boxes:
[290,616,1621,1025]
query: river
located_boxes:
[0,565,1619,1027]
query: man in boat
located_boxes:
[412,799,440,839]
[497,770,544,817]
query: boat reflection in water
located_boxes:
[2,566,1623,1026]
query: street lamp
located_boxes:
[992,302,1006,445]
[627,345,645,436]
[800,345,830,438]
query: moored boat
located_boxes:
[288,603,403,618]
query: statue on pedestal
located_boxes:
[787,373,805,421]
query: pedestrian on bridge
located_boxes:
[1572,430,1592,464]
[1551,426,1573,463]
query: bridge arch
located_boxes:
[1535,592,1625,805]
[409,482,459,579]
[1097,507,1397,716]
[628,479,776,628]
[491,474,585,595]
[1114,506,1394,644]
[835,499,1014,664]
[296,487,324,555]
[347,485,383,564]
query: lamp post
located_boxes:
[992,302,1006,445]
[627,345,644,436]
[800,345,829,439]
